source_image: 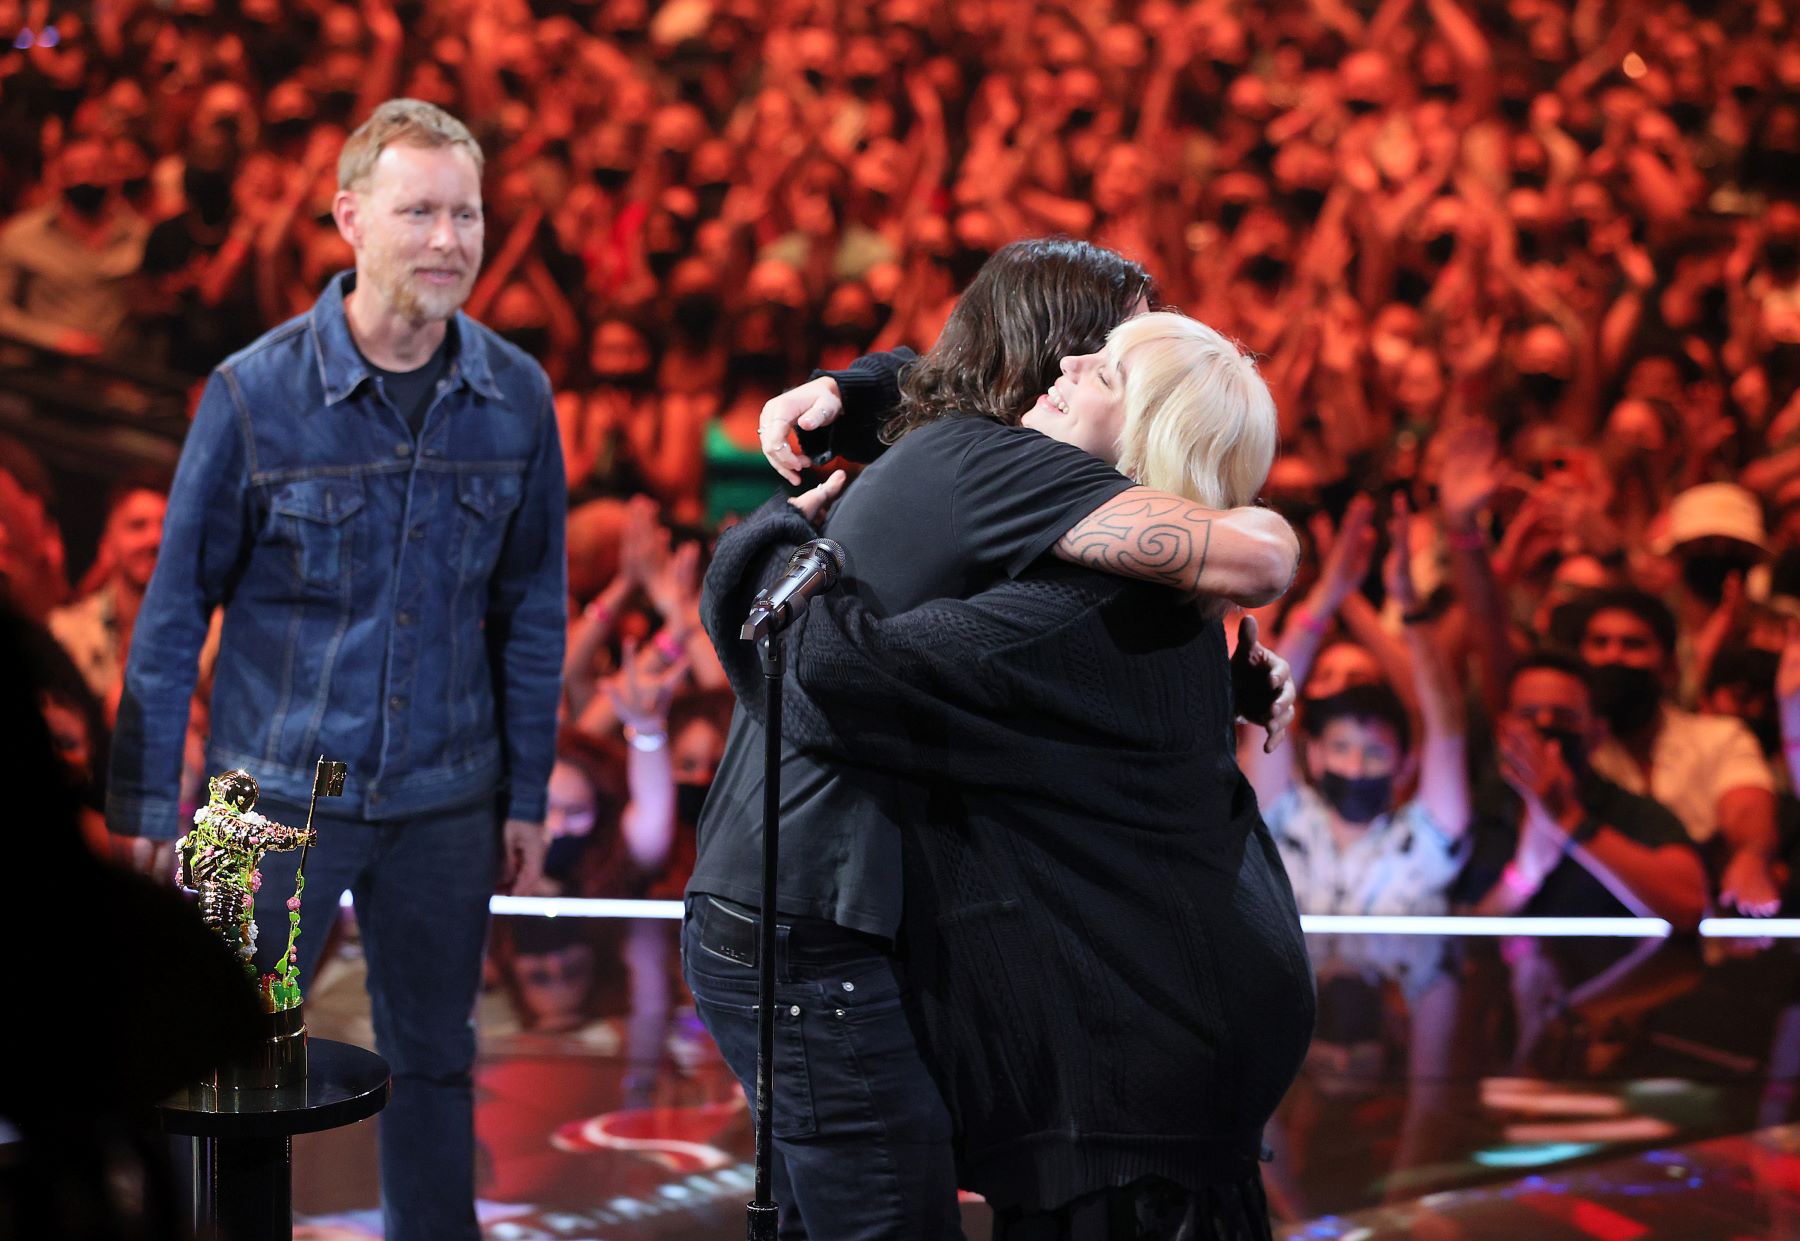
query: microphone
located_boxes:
[741,538,846,640]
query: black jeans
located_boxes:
[681,897,965,1240]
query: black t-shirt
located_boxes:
[689,416,1138,937]
[1455,772,1697,917]
[365,327,453,438]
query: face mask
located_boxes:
[184,166,233,226]
[1519,371,1567,406]
[695,182,731,217]
[1586,664,1662,731]
[1667,100,1708,132]
[1065,106,1099,130]
[823,320,874,348]
[1317,771,1393,823]
[673,294,722,339]
[1513,167,1548,191]
[1343,97,1380,117]
[543,831,589,880]
[1537,727,1590,785]
[1287,186,1327,217]
[594,366,653,392]
[1568,218,1594,249]
[647,248,681,279]
[502,327,550,358]
[1218,200,1250,232]
[676,780,710,823]
[592,166,631,193]
[1499,94,1532,124]
[63,182,108,216]
[121,176,151,202]
[1247,253,1288,287]
[849,74,881,97]
[1424,233,1456,265]
[1764,239,1800,277]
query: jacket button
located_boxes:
[409,527,425,541]
[396,612,413,626]
[389,696,404,710]
[394,442,411,457]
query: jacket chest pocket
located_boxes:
[455,472,524,583]
[268,478,365,590]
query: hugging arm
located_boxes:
[1055,489,1299,609]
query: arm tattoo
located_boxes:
[1058,495,1213,592]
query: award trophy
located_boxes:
[179,757,347,1091]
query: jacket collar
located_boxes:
[309,270,503,406]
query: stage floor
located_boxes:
[286,916,1800,1240]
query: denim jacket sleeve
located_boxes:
[108,371,254,838]
[485,368,567,824]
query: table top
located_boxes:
[157,1036,390,1139]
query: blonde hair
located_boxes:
[338,98,484,191]
[1107,312,1278,510]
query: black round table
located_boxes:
[158,1037,390,1241]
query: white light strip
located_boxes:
[1699,918,1800,938]
[1297,915,1670,937]
[325,898,1800,939]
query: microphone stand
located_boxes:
[746,627,783,1241]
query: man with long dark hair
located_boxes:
[683,239,1299,1238]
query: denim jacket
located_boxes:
[108,272,566,837]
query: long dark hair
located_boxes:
[883,238,1153,443]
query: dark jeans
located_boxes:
[252,797,498,1241]
[681,897,965,1241]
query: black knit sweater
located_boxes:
[703,500,1317,1213]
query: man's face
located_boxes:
[1506,667,1595,741]
[1579,608,1664,672]
[337,143,484,323]
[105,490,166,591]
[1023,348,1127,465]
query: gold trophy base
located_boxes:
[214,1001,309,1092]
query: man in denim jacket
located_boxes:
[107,101,565,1241]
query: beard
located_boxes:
[364,241,478,323]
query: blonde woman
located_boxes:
[703,311,1312,1241]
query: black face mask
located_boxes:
[266,117,309,146]
[1421,82,1458,101]
[543,831,589,880]
[592,166,631,193]
[1680,553,1752,605]
[1696,284,1728,328]
[594,367,653,392]
[949,245,990,287]
[1586,664,1662,733]
[1317,771,1393,824]
[502,327,551,358]
[823,320,875,348]
[1517,231,1546,264]
[1424,233,1456,265]
[185,166,233,226]
[733,351,789,387]
[676,780,710,824]
[1513,167,1548,191]
[1286,186,1327,218]
[673,294,722,339]
[1667,100,1709,132]
[1343,97,1380,117]
[1519,371,1568,406]
[320,89,360,124]
[1568,218,1594,250]
[803,68,828,91]
[1218,200,1250,232]
[1246,253,1288,287]
[1537,727,1591,786]
[849,73,881,97]
[1065,106,1099,131]
[63,182,108,217]
[121,176,151,202]
[1764,239,1800,279]
[1499,94,1532,124]
[695,181,731,218]
[646,248,681,280]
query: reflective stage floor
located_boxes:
[288,916,1800,1240]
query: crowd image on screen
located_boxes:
[1,0,1799,923]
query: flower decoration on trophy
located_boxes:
[178,756,346,1089]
